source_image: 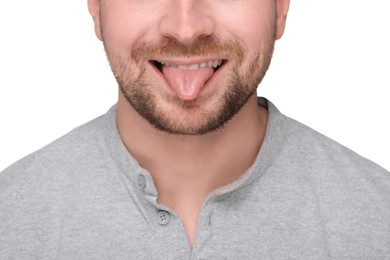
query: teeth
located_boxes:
[157,59,222,70]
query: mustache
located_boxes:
[130,36,244,63]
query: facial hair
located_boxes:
[103,34,275,135]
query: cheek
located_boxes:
[216,4,276,51]
[100,6,157,54]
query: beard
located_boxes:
[103,33,275,135]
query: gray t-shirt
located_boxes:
[1,98,389,259]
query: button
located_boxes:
[157,211,170,225]
[137,175,146,189]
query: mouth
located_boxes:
[149,59,227,100]
[151,59,225,74]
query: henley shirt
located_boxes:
[1,98,389,259]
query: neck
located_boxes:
[117,93,268,245]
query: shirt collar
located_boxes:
[103,97,289,198]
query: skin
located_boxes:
[88,0,289,246]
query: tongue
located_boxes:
[162,66,214,100]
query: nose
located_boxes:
[159,0,215,45]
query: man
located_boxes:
[0,0,389,259]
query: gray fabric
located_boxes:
[1,98,389,259]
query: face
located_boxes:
[88,0,289,135]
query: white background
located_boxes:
[0,0,389,171]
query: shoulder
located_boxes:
[0,107,144,258]
[247,103,390,256]
[263,98,388,181]
[283,115,389,178]
[0,111,111,201]
[262,99,390,213]
[269,112,390,215]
